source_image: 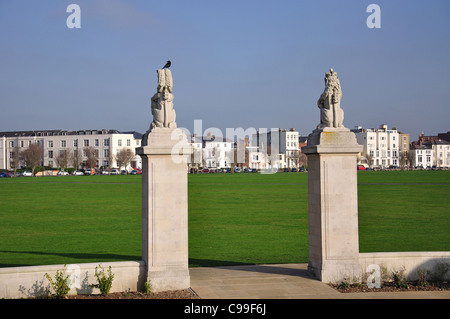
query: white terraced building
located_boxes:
[0,129,142,171]
[354,124,400,168]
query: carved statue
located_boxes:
[150,68,177,130]
[317,68,344,129]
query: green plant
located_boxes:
[45,265,71,299]
[90,265,114,296]
[337,281,350,289]
[144,279,152,295]
[392,268,408,289]
[417,268,429,287]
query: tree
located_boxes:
[54,150,70,172]
[365,153,373,169]
[84,146,98,169]
[406,150,415,168]
[115,148,133,173]
[10,146,22,176]
[20,143,43,176]
[70,149,82,171]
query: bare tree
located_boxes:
[70,149,83,171]
[115,148,133,173]
[406,150,415,168]
[10,146,22,176]
[54,150,70,172]
[365,153,373,169]
[84,146,98,169]
[20,143,43,176]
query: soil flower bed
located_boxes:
[330,281,450,293]
[66,288,200,299]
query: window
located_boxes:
[74,140,78,147]
[48,150,53,158]
[48,141,53,148]
[61,140,66,148]
[95,139,99,147]
[104,139,110,147]
[9,141,14,148]
[104,149,109,157]
[118,139,122,147]
[84,139,89,147]
[127,139,131,146]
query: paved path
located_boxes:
[190,263,450,299]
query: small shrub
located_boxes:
[90,265,114,296]
[144,280,152,295]
[337,281,350,289]
[392,268,408,289]
[417,268,430,287]
[45,266,71,299]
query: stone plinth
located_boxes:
[302,128,363,283]
[136,128,191,292]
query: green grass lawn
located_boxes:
[0,170,448,268]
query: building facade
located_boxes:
[251,128,300,169]
[354,124,400,168]
[0,129,142,171]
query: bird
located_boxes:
[163,60,171,69]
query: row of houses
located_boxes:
[1,126,449,172]
[353,125,450,169]
[0,129,143,171]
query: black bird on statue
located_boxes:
[163,60,171,69]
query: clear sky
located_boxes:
[0,0,449,141]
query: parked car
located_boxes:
[291,168,298,172]
[73,171,84,176]
[121,170,127,175]
[284,168,290,172]
[57,171,69,176]
[130,170,139,175]
[357,165,366,170]
[0,172,9,178]
[111,169,120,175]
[234,167,242,173]
[22,171,32,177]
[201,169,210,173]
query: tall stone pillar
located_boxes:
[136,67,191,292]
[302,69,363,283]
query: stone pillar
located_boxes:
[302,128,363,283]
[136,67,191,292]
[136,128,191,292]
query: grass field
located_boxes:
[0,170,449,268]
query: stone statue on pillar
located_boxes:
[136,65,191,292]
[302,68,363,283]
[317,68,344,129]
[150,69,177,130]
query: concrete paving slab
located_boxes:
[189,263,450,299]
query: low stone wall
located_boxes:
[0,260,145,299]
[359,252,450,281]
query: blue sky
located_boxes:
[0,0,449,141]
